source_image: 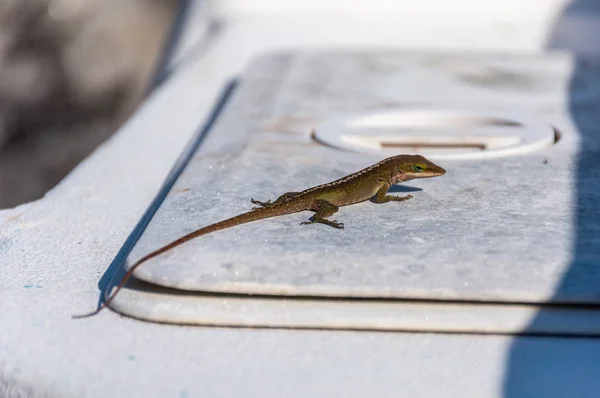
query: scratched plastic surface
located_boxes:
[113,52,600,327]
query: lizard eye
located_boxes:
[413,164,426,172]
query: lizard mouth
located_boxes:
[423,169,445,178]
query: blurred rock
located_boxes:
[0,0,178,208]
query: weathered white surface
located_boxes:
[110,51,600,333]
[2,0,600,396]
[111,279,600,335]
[124,52,589,301]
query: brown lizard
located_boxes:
[74,154,445,318]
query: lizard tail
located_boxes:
[72,204,301,319]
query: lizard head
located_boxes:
[391,154,446,183]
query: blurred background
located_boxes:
[0,0,595,209]
[0,0,178,208]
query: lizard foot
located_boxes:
[329,221,344,229]
[250,198,272,207]
[395,194,413,202]
[300,220,344,229]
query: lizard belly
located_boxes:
[318,183,382,207]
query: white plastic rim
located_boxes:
[312,109,557,160]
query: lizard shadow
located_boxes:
[503,1,600,397]
[89,79,239,314]
[387,184,422,193]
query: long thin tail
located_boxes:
[72,204,298,319]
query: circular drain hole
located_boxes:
[312,109,556,160]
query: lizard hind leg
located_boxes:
[251,192,300,208]
[300,199,344,229]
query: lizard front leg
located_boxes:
[372,184,413,204]
[251,192,301,208]
[300,199,344,229]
